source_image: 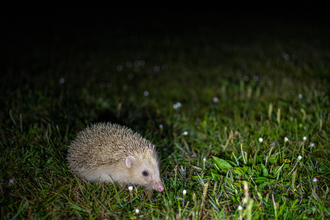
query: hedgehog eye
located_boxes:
[142,171,149,177]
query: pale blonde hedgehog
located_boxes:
[67,122,164,192]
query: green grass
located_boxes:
[1,20,330,219]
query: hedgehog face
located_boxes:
[126,155,164,192]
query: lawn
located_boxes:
[1,18,330,219]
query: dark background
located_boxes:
[1,1,329,78]
[2,2,329,36]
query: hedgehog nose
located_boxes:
[157,183,164,192]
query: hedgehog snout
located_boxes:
[149,179,164,192]
[156,182,164,192]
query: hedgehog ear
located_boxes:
[126,156,136,168]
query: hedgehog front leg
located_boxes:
[98,173,114,183]
[75,169,113,184]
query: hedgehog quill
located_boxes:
[67,122,164,192]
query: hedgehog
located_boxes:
[67,122,164,192]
